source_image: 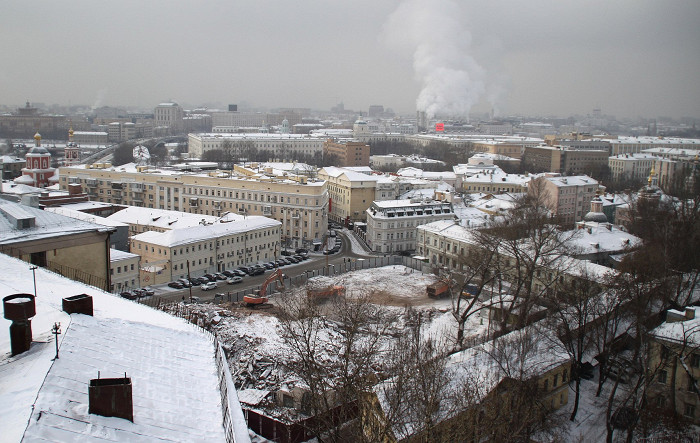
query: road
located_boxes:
[141,230,383,304]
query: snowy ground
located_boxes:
[176,265,491,419]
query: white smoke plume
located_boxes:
[92,89,107,110]
[382,0,486,119]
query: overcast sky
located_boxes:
[1,0,698,119]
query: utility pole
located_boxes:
[30,265,38,298]
[186,260,193,303]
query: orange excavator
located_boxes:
[243,268,285,307]
[307,285,345,303]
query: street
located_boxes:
[139,230,381,304]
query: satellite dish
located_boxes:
[132,145,151,166]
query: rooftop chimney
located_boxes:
[89,375,133,422]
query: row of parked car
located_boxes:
[166,250,311,290]
[119,287,155,300]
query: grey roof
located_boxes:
[0,200,114,245]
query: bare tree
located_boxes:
[547,273,602,421]
[276,287,397,442]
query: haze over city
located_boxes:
[2,0,699,119]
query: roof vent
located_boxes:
[0,205,36,230]
[62,294,93,316]
[3,293,36,355]
[89,375,133,422]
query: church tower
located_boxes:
[64,124,80,166]
[15,132,56,188]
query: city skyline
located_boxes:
[1,1,699,119]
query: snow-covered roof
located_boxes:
[110,248,139,261]
[0,200,114,245]
[396,167,456,181]
[563,223,641,255]
[132,215,281,247]
[107,206,243,230]
[610,136,700,146]
[375,323,569,441]
[1,181,43,195]
[44,207,128,228]
[651,306,700,346]
[372,199,449,209]
[319,166,380,182]
[543,175,598,187]
[0,252,235,442]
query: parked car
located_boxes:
[281,250,292,256]
[329,230,336,237]
[293,255,304,262]
[120,291,137,300]
[295,248,309,254]
[263,262,275,270]
[222,270,235,277]
[276,259,287,266]
[141,286,155,296]
[215,273,228,281]
[203,273,217,282]
[178,278,192,287]
[201,281,217,291]
[132,289,146,298]
[168,281,184,289]
[227,276,243,284]
[238,266,251,274]
[249,267,265,276]
[233,269,247,277]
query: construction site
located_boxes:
[160,265,491,440]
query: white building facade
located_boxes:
[365,198,455,253]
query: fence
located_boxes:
[244,400,358,443]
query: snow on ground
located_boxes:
[306,265,442,306]
[0,253,231,442]
[178,265,491,415]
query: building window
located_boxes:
[692,354,700,368]
[684,403,695,418]
[658,370,667,384]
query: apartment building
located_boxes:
[58,162,328,248]
[317,166,378,225]
[531,174,599,227]
[131,214,280,285]
[323,139,370,167]
[608,153,658,183]
[365,198,454,253]
[154,102,184,133]
[72,131,109,145]
[522,145,609,175]
[187,133,324,160]
[456,165,532,194]
[110,248,140,292]
[648,307,700,424]
[608,136,700,156]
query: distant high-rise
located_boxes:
[154,102,184,134]
[416,111,428,132]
